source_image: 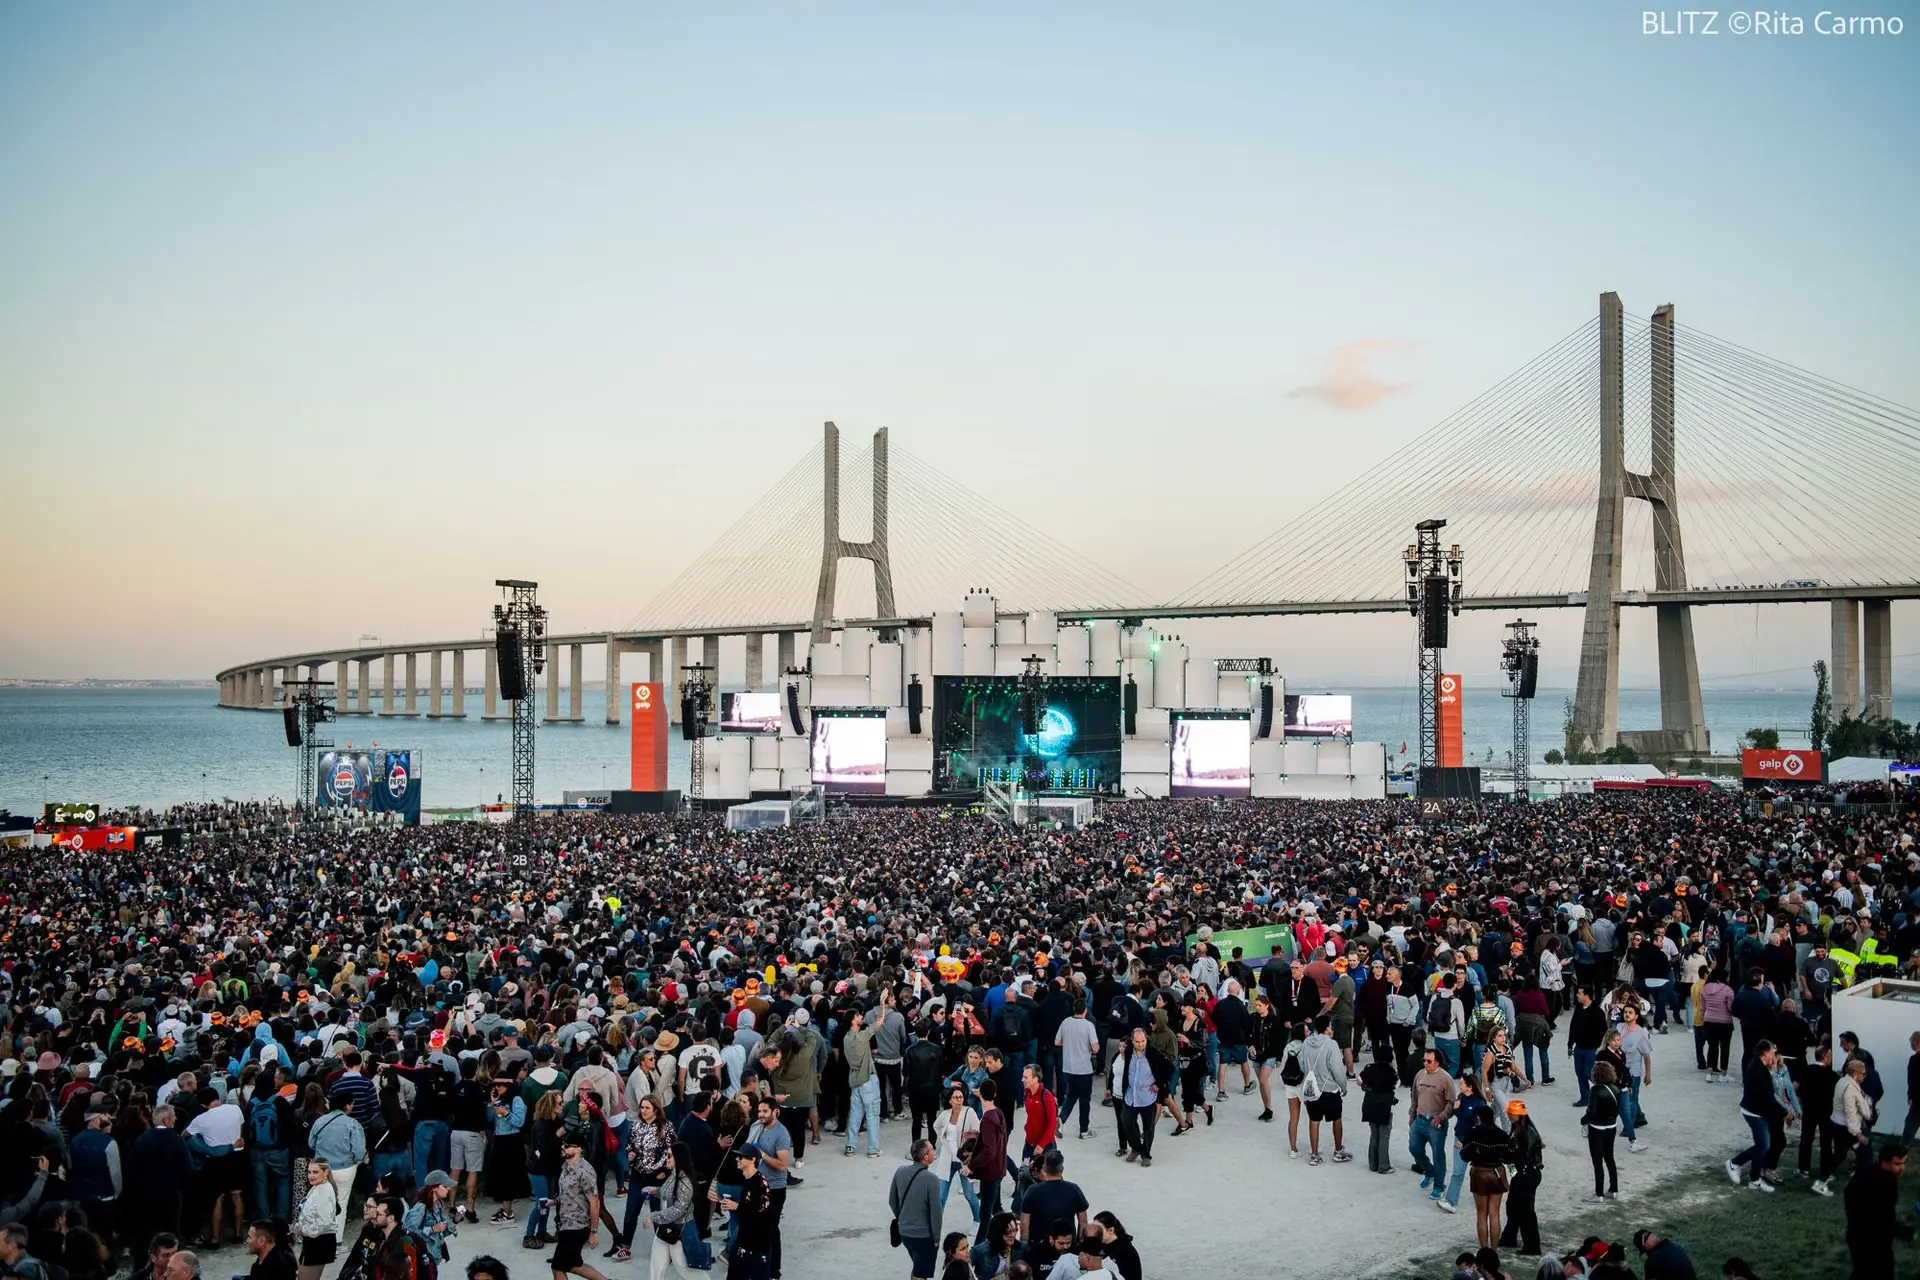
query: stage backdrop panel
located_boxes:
[932,612,964,676]
[888,737,933,772]
[716,635,748,688]
[1089,620,1122,672]
[963,627,995,676]
[810,643,841,677]
[962,591,996,629]
[749,768,780,793]
[1132,707,1170,743]
[1350,741,1388,778]
[1316,742,1352,774]
[870,642,903,706]
[1350,774,1387,800]
[1123,771,1170,799]
[1282,741,1318,775]
[810,674,871,707]
[1121,740,1168,774]
[885,770,932,797]
[1057,625,1091,677]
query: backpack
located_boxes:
[1425,994,1454,1034]
[249,1096,283,1149]
[1279,1046,1305,1088]
[1467,1004,1505,1045]
[400,1230,441,1280]
[995,1003,1025,1048]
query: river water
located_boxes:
[2,682,1867,815]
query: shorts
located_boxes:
[1283,1081,1306,1101]
[1331,1019,1355,1048]
[299,1236,338,1267]
[449,1129,488,1172]
[551,1228,589,1272]
[1220,1044,1249,1065]
[1305,1093,1343,1123]
[1470,1165,1510,1196]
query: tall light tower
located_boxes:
[493,579,547,821]
[1501,619,1541,802]
[1403,519,1462,779]
[681,663,714,812]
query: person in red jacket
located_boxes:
[1020,1064,1058,1159]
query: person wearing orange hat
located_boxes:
[1496,1097,1545,1255]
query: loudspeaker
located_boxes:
[1517,652,1539,700]
[496,626,527,701]
[1123,676,1138,737]
[1418,765,1481,799]
[680,696,701,740]
[786,684,807,736]
[906,677,923,735]
[1421,578,1450,649]
[1255,683,1274,739]
[282,706,302,747]
[1020,690,1040,736]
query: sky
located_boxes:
[2,2,1917,690]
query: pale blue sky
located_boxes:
[2,2,1916,685]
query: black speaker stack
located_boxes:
[495,626,527,701]
[282,705,302,747]
[1255,684,1274,739]
[906,677,923,735]
[1421,578,1451,649]
[786,684,807,736]
[1123,676,1138,737]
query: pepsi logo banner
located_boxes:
[1742,748,1823,782]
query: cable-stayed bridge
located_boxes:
[217,293,1920,754]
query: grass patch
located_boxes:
[1377,1163,1920,1279]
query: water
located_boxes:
[3,682,1876,815]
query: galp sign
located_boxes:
[1742,749,1823,782]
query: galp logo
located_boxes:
[1781,754,1805,777]
[634,685,652,708]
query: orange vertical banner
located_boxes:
[1436,673,1464,767]
[630,683,667,790]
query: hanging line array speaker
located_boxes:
[1255,683,1274,739]
[906,677,923,735]
[1123,676,1138,737]
[282,705,302,747]
[1517,652,1539,700]
[1421,578,1451,649]
[496,626,527,701]
[786,683,807,737]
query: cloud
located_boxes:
[1288,339,1415,410]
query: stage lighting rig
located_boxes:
[493,579,547,821]
[1405,519,1461,775]
[1501,619,1540,802]
[681,663,715,811]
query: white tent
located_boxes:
[1827,756,1894,783]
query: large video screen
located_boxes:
[720,691,784,735]
[1170,712,1251,797]
[1285,694,1353,738]
[810,711,887,794]
[932,676,1122,791]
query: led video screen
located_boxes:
[1170,712,1251,797]
[809,711,887,793]
[720,691,784,735]
[1285,693,1353,738]
[932,676,1122,791]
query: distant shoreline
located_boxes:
[0,679,218,689]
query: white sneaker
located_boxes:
[1811,1179,1832,1197]
[1629,1139,1644,1154]
[1726,1159,1742,1185]
[1583,1192,1607,1203]
[1436,1199,1457,1214]
[1750,1178,1774,1193]
[1288,1147,1300,1160]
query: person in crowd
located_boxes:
[1498,1101,1545,1257]
[1358,1044,1399,1174]
[888,1139,942,1280]
[931,1084,980,1225]
[1844,1143,1914,1280]
[293,1160,340,1280]
[1461,1103,1511,1249]
[1630,1229,1698,1280]
[1725,1041,1786,1192]
[244,1219,296,1280]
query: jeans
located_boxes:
[412,1119,451,1180]
[327,1165,358,1238]
[1037,1045,1060,1097]
[1060,1072,1094,1135]
[1637,981,1669,1029]
[1521,1042,1551,1083]
[609,1116,631,1188]
[1704,1024,1733,1074]
[621,1177,657,1247]
[779,1105,811,1164]
[1731,1112,1770,1180]
[371,1147,412,1190]
[1411,1115,1448,1193]
[524,1173,552,1239]
[1588,1126,1617,1195]
[251,1147,292,1220]
[1367,1121,1392,1172]
[1444,1143,1468,1207]
[845,1078,882,1154]
[901,1235,936,1278]
[713,1182,741,1252]
[1572,1048,1598,1105]
[973,1178,1002,1243]
[908,1093,940,1147]
[876,1063,904,1119]
[1433,1038,1460,1077]
[1116,1103,1156,1158]
[1620,1077,1641,1141]
[938,1161,980,1221]
[1001,1051,1028,1103]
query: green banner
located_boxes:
[1186,923,1295,963]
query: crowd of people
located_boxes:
[2,786,1919,1280]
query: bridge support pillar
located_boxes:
[334,660,351,713]
[1832,599,1862,717]
[778,632,797,681]
[429,652,444,716]
[661,638,679,724]
[357,660,371,717]
[746,633,765,691]
[380,653,399,716]
[605,638,626,725]
[254,669,268,708]
[451,650,466,718]
[484,644,506,719]
[811,421,897,641]
[402,653,419,715]
[567,643,583,721]
[1572,292,1626,754]
[543,642,561,722]
[1865,599,1893,720]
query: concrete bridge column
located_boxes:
[451,650,466,718]
[248,669,264,708]
[543,642,561,722]
[428,651,444,717]
[1865,599,1894,720]
[380,654,399,716]
[483,644,506,719]
[1832,600,1862,717]
[661,638,678,724]
[403,653,419,715]
[777,632,797,681]
[605,638,625,725]
[567,644,583,721]
[357,660,371,716]
[335,660,353,713]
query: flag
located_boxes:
[1400,742,1408,754]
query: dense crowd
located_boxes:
[3,787,1920,1280]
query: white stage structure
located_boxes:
[690,589,1388,802]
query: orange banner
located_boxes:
[630,682,668,791]
[1436,672,1463,767]
[1741,748,1822,782]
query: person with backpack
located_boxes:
[1428,975,1466,1077]
[248,1069,299,1223]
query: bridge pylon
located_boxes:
[810,421,897,643]
[1570,294,1709,758]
